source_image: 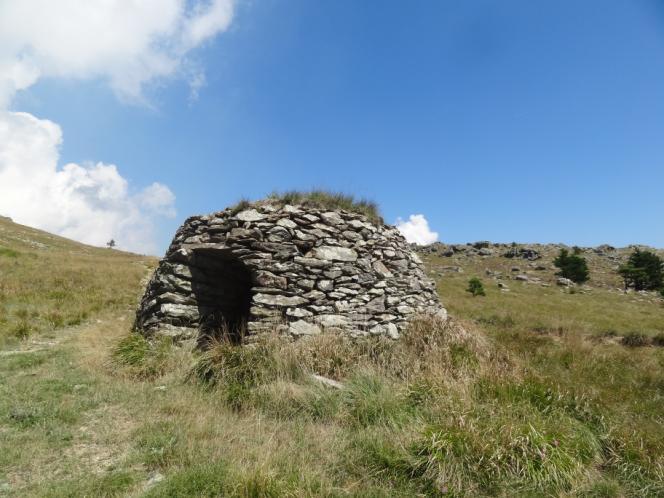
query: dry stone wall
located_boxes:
[135,202,445,343]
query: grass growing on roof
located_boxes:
[269,190,383,224]
[229,189,383,224]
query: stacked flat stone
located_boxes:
[135,201,446,342]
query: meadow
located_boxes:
[0,218,662,497]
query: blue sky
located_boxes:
[2,0,664,253]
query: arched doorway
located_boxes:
[189,248,253,345]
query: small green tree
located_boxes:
[619,249,663,291]
[553,248,589,284]
[467,277,486,297]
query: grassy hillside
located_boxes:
[0,216,154,347]
[1,221,662,497]
[425,242,664,337]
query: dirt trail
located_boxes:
[0,320,92,356]
[0,342,57,356]
[1,314,143,495]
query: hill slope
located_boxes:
[0,222,662,497]
[0,216,155,347]
[418,241,664,338]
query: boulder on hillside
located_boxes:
[503,245,540,261]
[557,277,575,287]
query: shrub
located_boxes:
[620,333,649,348]
[12,320,31,339]
[503,242,519,258]
[466,277,486,297]
[553,248,589,284]
[652,333,664,347]
[618,249,663,291]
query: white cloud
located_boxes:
[396,214,439,245]
[138,182,177,218]
[0,111,175,254]
[0,1,235,253]
[0,0,235,105]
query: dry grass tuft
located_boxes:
[192,315,498,388]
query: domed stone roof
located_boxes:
[134,200,445,344]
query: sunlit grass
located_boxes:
[1,217,662,496]
[0,217,153,347]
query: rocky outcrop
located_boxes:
[135,202,445,343]
[417,242,542,260]
[503,246,540,261]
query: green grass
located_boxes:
[41,471,139,498]
[0,218,663,496]
[0,246,19,258]
[113,333,174,379]
[620,332,650,347]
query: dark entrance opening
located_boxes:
[189,248,253,346]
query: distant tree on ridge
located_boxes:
[619,249,663,291]
[553,248,589,284]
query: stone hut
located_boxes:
[135,201,445,344]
